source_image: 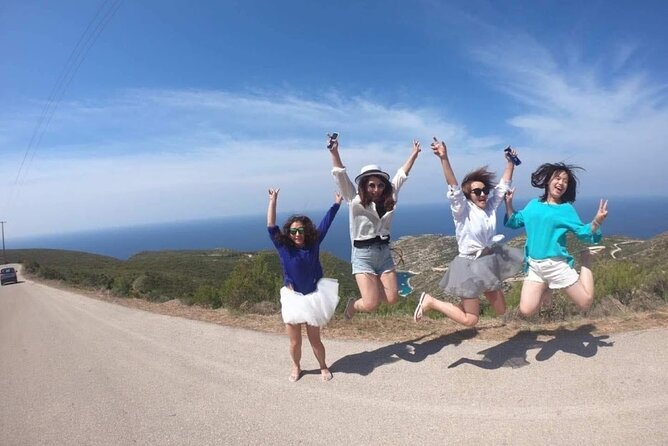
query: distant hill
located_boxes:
[4,248,359,313]
[5,231,666,321]
[393,232,668,319]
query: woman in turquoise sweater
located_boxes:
[504,163,608,316]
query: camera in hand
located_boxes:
[504,146,521,166]
[327,132,338,149]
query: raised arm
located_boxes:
[590,199,608,234]
[328,135,357,201]
[327,135,344,169]
[400,139,421,175]
[504,187,516,218]
[431,137,458,186]
[501,147,519,183]
[267,188,279,227]
[317,192,344,243]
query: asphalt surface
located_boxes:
[1,266,667,445]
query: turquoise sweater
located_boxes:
[505,198,602,268]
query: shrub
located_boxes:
[220,253,282,309]
[23,260,40,274]
[111,276,132,296]
[594,261,644,305]
[131,272,191,302]
[39,267,65,281]
[185,285,222,308]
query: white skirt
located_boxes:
[280,278,340,327]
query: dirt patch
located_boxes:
[33,276,668,343]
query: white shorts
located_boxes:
[526,257,579,290]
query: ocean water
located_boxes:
[10,196,668,262]
[397,272,415,297]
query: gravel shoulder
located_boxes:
[2,268,668,445]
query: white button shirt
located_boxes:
[332,166,408,245]
[448,180,511,257]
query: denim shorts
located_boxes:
[526,257,579,289]
[351,244,395,275]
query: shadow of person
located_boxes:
[394,328,478,363]
[534,323,614,361]
[330,329,478,376]
[448,330,544,370]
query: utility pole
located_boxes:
[1,221,5,264]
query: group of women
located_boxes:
[267,134,609,382]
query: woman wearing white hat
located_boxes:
[327,134,421,320]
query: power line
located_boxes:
[5,0,124,210]
[1,221,6,264]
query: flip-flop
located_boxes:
[344,297,355,320]
[413,292,427,323]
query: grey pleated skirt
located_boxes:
[439,245,524,299]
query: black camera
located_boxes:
[504,146,521,166]
[327,132,338,149]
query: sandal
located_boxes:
[344,297,355,320]
[413,292,427,323]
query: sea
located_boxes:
[9,197,668,296]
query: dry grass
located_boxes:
[38,276,668,343]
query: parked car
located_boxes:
[1,267,18,285]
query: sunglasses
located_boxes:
[470,187,491,197]
[367,182,385,190]
[289,227,306,235]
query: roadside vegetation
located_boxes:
[7,248,358,314]
[5,231,667,323]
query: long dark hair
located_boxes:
[274,215,318,248]
[531,162,583,203]
[358,175,395,211]
[461,166,496,200]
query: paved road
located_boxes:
[2,268,667,445]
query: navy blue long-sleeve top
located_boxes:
[268,203,340,294]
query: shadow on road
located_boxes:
[448,323,614,370]
[330,329,478,376]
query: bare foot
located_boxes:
[321,368,333,382]
[288,367,301,382]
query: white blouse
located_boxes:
[448,179,511,257]
[332,166,408,244]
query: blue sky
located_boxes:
[1,0,667,238]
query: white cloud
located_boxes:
[0,89,500,237]
[469,30,668,197]
[3,29,667,241]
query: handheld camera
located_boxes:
[327,132,338,149]
[504,146,521,166]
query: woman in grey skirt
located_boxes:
[413,138,523,327]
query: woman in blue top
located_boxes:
[267,188,342,382]
[504,163,608,316]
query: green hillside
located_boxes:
[5,231,666,322]
[393,232,668,321]
[4,248,359,313]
